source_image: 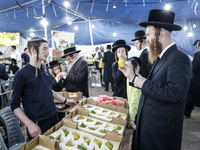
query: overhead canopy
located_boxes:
[0,0,200,56]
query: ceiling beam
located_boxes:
[0,0,40,13]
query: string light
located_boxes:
[67,21,72,25]
[30,28,34,31]
[30,32,34,36]
[184,23,188,31]
[188,32,193,37]
[64,1,70,8]
[41,18,48,26]
[74,26,78,30]
[113,32,117,36]
[193,23,196,28]
[113,3,116,8]
[165,2,171,10]
[92,24,95,28]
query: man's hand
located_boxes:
[134,75,146,88]
[127,123,136,130]
[27,122,42,137]
[66,99,77,107]
[118,64,135,80]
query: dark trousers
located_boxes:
[99,68,103,84]
[27,112,59,141]
[184,99,195,117]
[105,82,114,92]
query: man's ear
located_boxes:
[31,47,37,54]
[157,30,163,41]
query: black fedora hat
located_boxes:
[131,30,146,41]
[139,9,182,31]
[193,40,200,46]
[106,45,112,49]
[112,40,131,53]
[49,60,61,68]
[10,58,17,64]
[61,47,81,58]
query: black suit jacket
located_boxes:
[50,75,66,92]
[66,57,89,97]
[133,44,192,150]
[0,64,9,80]
[139,49,152,78]
[103,51,115,82]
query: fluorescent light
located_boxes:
[164,3,171,10]
[193,23,196,28]
[113,3,116,8]
[30,32,34,36]
[67,21,72,25]
[41,18,48,26]
[113,32,117,36]
[64,1,70,7]
[74,26,78,30]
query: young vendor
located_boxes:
[10,37,77,140]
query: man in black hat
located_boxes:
[61,47,89,97]
[132,30,151,78]
[184,39,200,117]
[120,9,192,150]
[103,45,115,91]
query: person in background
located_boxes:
[103,45,115,92]
[10,37,77,140]
[49,60,66,92]
[21,47,30,67]
[10,45,21,68]
[131,30,152,78]
[112,40,130,98]
[8,58,19,74]
[184,39,200,118]
[119,9,192,150]
[125,57,141,130]
[61,47,89,97]
[94,46,104,86]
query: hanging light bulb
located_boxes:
[113,3,116,8]
[0,32,2,36]
[92,24,95,28]
[187,32,193,37]
[41,18,48,26]
[164,3,171,10]
[64,1,70,7]
[67,21,72,25]
[30,32,34,36]
[74,26,78,30]
[184,24,188,31]
[30,28,34,31]
[193,23,196,28]
[113,32,117,36]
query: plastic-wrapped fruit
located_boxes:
[89,110,96,114]
[95,121,103,125]
[105,141,113,150]
[66,142,74,147]
[114,126,121,130]
[84,138,91,145]
[119,114,125,117]
[79,122,86,128]
[94,138,102,148]
[89,127,96,130]
[86,118,93,122]
[78,115,85,120]
[118,57,125,68]
[77,145,86,150]
[110,112,115,115]
[102,110,108,113]
[100,129,106,133]
[73,132,80,140]
[63,129,69,137]
[86,105,92,108]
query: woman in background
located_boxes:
[49,60,66,92]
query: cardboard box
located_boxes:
[19,135,58,150]
[54,91,82,103]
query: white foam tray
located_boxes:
[82,104,127,122]
[72,114,125,136]
[31,145,51,150]
[50,125,120,150]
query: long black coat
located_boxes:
[112,62,127,98]
[131,44,192,150]
[66,57,89,97]
[50,75,66,92]
[0,64,9,80]
[103,51,115,82]
[139,49,152,78]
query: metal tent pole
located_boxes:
[41,0,47,39]
[88,20,94,54]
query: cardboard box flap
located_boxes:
[110,117,126,126]
[62,118,78,129]
[64,91,82,102]
[66,106,89,119]
[103,131,122,142]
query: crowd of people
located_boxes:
[0,8,198,150]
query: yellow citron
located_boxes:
[73,132,80,140]
[118,57,125,68]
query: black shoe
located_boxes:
[184,114,191,118]
[105,89,108,92]
[101,83,105,87]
